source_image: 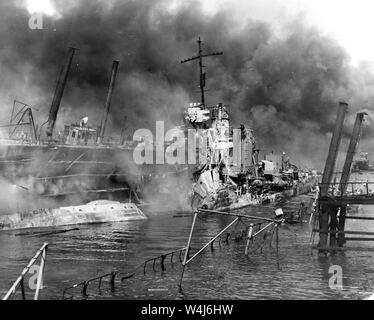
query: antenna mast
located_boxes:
[181,37,223,109]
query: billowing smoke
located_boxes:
[1,0,374,171]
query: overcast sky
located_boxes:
[201,0,374,67]
[26,0,373,66]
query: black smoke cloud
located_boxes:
[1,0,374,169]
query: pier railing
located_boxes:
[319,182,374,198]
[312,181,374,252]
[2,243,48,300]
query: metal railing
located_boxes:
[62,271,118,299]
[179,209,284,286]
[62,247,187,300]
[319,182,374,198]
[3,243,48,300]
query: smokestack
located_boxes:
[46,47,77,137]
[320,101,348,197]
[99,60,119,143]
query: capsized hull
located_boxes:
[0,200,146,231]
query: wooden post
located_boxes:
[337,206,347,247]
[318,204,330,253]
[329,206,338,250]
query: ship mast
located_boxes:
[181,37,223,109]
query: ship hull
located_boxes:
[0,143,136,176]
[0,200,146,231]
[193,176,319,212]
[0,141,192,213]
[0,142,138,197]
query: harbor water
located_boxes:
[1,189,374,300]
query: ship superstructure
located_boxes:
[181,38,317,211]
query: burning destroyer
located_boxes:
[181,38,317,211]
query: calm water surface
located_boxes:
[1,192,374,300]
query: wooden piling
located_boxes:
[329,206,338,250]
[337,206,347,247]
[318,204,330,254]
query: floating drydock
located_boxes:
[0,200,146,231]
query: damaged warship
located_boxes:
[180,38,318,211]
[185,103,318,211]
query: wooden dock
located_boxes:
[312,103,374,253]
[313,181,374,253]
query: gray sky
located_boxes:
[23,0,374,65]
[200,0,374,66]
